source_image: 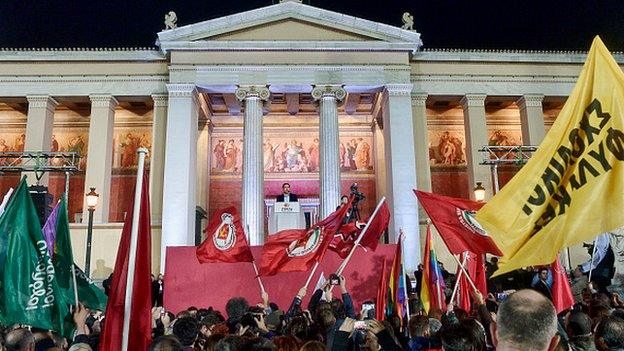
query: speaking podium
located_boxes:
[268,201,306,234]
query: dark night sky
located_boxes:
[0,0,623,51]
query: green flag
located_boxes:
[0,178,69,333]
[53,196,108,311]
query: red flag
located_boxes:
[259,201,351,276]
[455,253,488,312]
[551,255,574,314]
[414,190,503,256]
[376,258,388,321]
[196,207,254,263]
[329,222,360,259]
[100,173,152,351]
[359,202,391,252]
[329,201,390,258]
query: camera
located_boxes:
[329,273,340,285]
[344,183,365,223]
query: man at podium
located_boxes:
[270,182,304,234]
[276,182,298,202]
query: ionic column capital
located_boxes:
[27,95,58,112]
[89,94,118,110]
[235,86,271,101]
[411,93,428,107]
[151,94,169,107]
[517,94,544,110]
[460,94,487,108]
[311,85,347,102]
[384,84,413,97]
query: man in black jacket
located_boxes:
[276,183,298,202]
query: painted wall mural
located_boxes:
[112,128,152,172]
[50,131,89,169]
[487,129,522,146]
[428,130,467,167]
[211,134,374,175]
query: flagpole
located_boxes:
[121,148,148,351]
[588,238,598,286]
[450,253,467,305]
[245,224,267,295]
[251,260,266,295]
[398,230,411,322]
[336,197,386,275]
[303,261,321,290]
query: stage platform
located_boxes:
[164,244,397,314]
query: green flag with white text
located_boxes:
[0,178,69,333]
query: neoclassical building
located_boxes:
[0,1,610,275]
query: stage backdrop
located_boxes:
[164,245,397,314]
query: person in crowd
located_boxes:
[581,234,616,295]
[5,328,35,351]
[407,315,431,351]
[491,289,559,351]
[152,274,165,307]
[532,267,553,301]
[594,315,624,351]
[565,310,597,351]
[571,267,590,303]
[172,317,199,350]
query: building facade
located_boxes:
[0,1,612,275]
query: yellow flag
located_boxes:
[476,36,624,276]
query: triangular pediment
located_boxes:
[208,19,377,42]
[157,1,421,52]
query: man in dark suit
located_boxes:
[276,182,298,202]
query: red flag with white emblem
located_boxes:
[414,190,503,256]
[196,207,254,263]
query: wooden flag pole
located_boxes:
[450,253,467,305]
[121,148,148,351]
[588,238,598,286]
[336,197,386,275]
[245,224,267,295]
[304,261,321,290]
[251,260,267,295]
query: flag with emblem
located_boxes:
[476,36,624,276]
[196,206,254,264]
[414,190,503,256]
[259,201,351,276]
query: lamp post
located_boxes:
[473,182,486,202]
[85,187,99,278]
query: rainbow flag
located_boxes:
[420,225,446,313]
[387,235,407,322]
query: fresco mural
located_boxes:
[49,131,89,169]
[112,128,152,172]
[487,129,522,146]
[428,130,467,167]
[0,131,25,165]
[211,134,374,175]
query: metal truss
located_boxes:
[0,152,81,179]
[478,145,538,165]
[477,145,538,193]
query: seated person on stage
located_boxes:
[276,182,298,202]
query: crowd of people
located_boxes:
[2,262,624,351]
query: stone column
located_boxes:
[517,94,545,145]
[24,95,58,185]
[383,84,420,272]
[83,94,118,223]
[236,86,270,245]
[411,93,432,192]
[149,94,168,224]
[312,85,346,218]
[161,84,199,270]
[461,94,491,200]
